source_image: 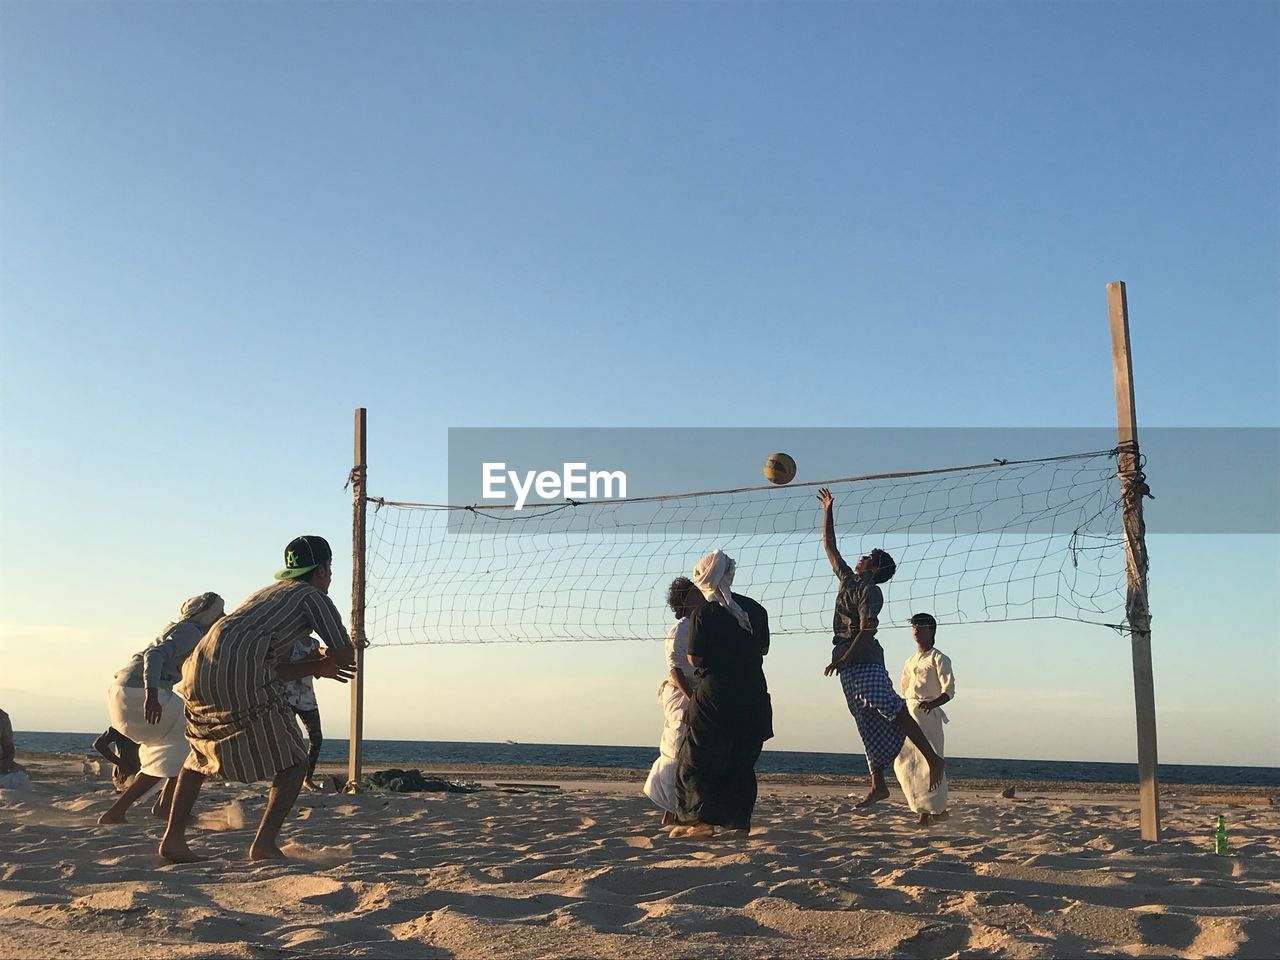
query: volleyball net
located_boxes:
[362,449,1128,646]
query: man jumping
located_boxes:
[818,487,944,808]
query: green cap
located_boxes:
[274,535,332,581]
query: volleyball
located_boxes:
[763,453,797,485]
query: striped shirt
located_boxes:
[181,579,352,782]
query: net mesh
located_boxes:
[364,450,1127,645]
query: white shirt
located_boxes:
[283,634,320,712]
[900,646,955,706]
[665,617,693,685]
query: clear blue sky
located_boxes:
[2,1,1276,766]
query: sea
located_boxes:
[16,731,1279,787]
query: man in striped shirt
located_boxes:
[159,536,356,863]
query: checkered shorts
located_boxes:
[839,662,907,774]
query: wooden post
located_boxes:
[1107,281,1161,842]
[348,407,368,789]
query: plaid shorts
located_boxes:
[839,662,907,774]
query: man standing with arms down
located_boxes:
[817,488,944,808]
[894,613,955,825]
[160,536,356,862]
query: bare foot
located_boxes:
[660,811,676,827]
[669,822,715,839]
[158,839,208,863]
[97,810,127,825]
[917,811,930,826]
[932,810,949,822]
[248,842,288,861]
[928,756,946,791]
[854,785,890,808]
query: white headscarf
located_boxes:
[180,592,225,632]
[692,550,753,634]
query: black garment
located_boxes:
[93,727,140,777]
[360,768,483,793]
[832,558,885,667]
[292,707,323,782]
[676,722,764,829]
[676,593,772,829]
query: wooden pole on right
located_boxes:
[1107,281,1161,842]
[347,407,368,790]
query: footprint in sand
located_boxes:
[278,843,358,871]
[649,881,759,909]
[553,900,646,931]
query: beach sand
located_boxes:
[2,756,1277,959]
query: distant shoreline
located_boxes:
[20,727,1280,788]
[22,749,1277,802]
[312,761,1279,802]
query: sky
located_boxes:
[1,0,1277,767]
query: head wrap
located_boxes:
[180,592,225,631]
[692,550,753,634]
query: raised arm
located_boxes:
[818,487,843,573]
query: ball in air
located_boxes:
[763,453,797,485]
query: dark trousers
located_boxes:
[291,707,323,781]
[675,721,764,830]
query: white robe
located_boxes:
[643,618,693,813]
[892,646,955,814]
[106,684,189,778]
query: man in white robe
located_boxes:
[644,577,703,824]
[893,612,955,825]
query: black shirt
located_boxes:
[688,592,770,676]
[832,558,884,667]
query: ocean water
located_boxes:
[16,731,1279,787]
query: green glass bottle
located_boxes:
[1214,815,1229,855]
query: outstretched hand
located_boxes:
[817,487,834,510]
[314,654,357,683]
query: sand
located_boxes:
[2,756,1277,959]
